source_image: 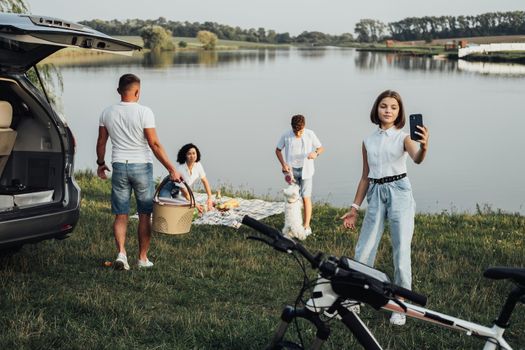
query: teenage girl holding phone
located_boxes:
[341,90,429,326]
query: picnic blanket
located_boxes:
[193,193,284,228]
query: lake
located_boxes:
[52,48,525,214]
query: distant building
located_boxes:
[444,40,457,51]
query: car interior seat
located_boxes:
[0,100,17,178]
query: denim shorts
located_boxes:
[292,167,313,198]
[111,162,154,215]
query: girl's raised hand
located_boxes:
[415,125,429,150]
[341,211,358,230]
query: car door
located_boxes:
[0,13,141,72]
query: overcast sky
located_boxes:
[28,0,524,35]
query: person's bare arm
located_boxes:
[275,148,290,173]
[144,128,181,181]
[341,142,370,230]
[201,176,214,211]
[96,126,111,179]
[405,125,429,164]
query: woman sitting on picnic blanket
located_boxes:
[159,143,213,213]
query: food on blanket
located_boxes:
[215,198,239,211]
[103,261,113,267]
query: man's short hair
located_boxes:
[291,114,305,132]
[118,74,140,93]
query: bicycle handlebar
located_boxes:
[241,215,319,267]
[241,215,282,240]
[241,215,427,307]
[390,285,428,306]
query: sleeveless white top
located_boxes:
[364,126,408,179]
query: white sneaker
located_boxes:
[137,259,154,268]
[304,227,312,236]
[389,312,406,326]
[114,253,130,271]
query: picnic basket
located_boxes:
[152,177,196,235]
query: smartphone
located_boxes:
[409,114,424,141]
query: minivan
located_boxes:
[0,13,140,250]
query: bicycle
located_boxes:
[241,215,525,350]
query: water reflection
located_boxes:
[296,47,328,59]
[354,51,383,70]
[458,59,525,76]
[48,48,525,78]
[48,49,293,70]
[354,51,457,73]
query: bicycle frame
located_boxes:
[240,215,522,350]
[270,277,513,350]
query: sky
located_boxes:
[27,0,524,36]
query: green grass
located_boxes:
[1,172,524,349]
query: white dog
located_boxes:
[282,184,310,240]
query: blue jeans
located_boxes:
[111,162,154,215]
[354,177,416,289]
[292,167,313,198]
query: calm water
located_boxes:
[55,48,525,214]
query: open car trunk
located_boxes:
[0,13,140,214]
[0,78,63,213]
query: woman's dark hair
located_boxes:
[370,90,405,128]
[177,143,201,164]
[291,114,306,132]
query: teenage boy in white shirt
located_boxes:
[275,114,324,235]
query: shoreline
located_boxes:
[43,45,525,67]
[354,44,525,64]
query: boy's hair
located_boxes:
[118,74,141,93]
[177,143,201,164]
[370,90,405,128]
[291,114,306,132]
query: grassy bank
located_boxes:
[355,35,525,62]
[0,172,524,349]
[356,44,449,57]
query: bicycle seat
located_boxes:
[483,267,525,286]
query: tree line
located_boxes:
[356,11,525,42]
[79,18,354,46]
[81,11,525,46]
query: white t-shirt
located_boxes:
[289,137,305,168]
[178,162,206,188]
[276,129,322,179]
[364,126,408,179]
[99,102,155,163]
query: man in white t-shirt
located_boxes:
[96,73,181,271]
[275,114,324,235]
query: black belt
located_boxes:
[369,173,406,184]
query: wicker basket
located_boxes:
[152,177,196,235]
